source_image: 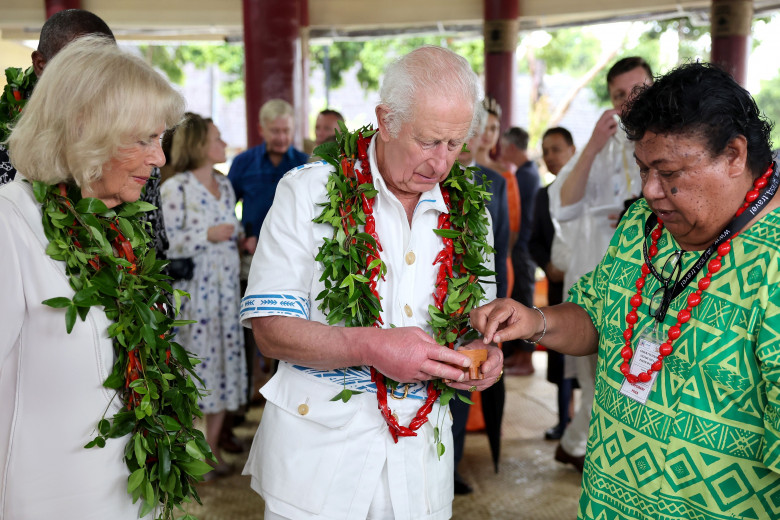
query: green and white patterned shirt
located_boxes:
[571,196,780,520]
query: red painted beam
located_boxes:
[45,0,81,18]
[484,0,519,130]
[242,0,303,148]
[710,0,752,86]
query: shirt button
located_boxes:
[297,404,309,415]
[404,304,413,317]
[405,251,416,265]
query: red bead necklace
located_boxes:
[347,133,456,441]
[621,165,774,385]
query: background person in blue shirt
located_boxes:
[229,98,309,256]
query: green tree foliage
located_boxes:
[309,37,484,92]
[140,43,245,101]
[525,28,603,76]
[588,19,710,106]
[755,74,780,149]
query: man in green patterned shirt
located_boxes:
[471,62,780,519]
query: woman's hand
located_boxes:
[240,235,258,254]
[207,223,235,243]
[469,298,543,345]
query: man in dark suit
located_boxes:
[449,118,510,494]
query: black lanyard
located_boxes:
[643,161,779,303]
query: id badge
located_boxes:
[619,328,663,405]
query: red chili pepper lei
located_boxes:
[343,134,460,441]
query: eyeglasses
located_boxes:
[648,250,684,323]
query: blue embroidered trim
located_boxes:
[240,293,310,321]
[415,198,437,210]
[290,365,427,400]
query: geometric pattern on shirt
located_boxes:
[290,365,427,400]
[570,199,780,520]
[240,293,310,320]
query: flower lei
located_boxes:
[313,124,494,453]
[33,180,211,520]
[1,66,36,142]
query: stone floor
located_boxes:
[180,351,584,519]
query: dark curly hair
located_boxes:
[622,62,774,177]
[37,9,115,61]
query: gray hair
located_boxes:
[259,98,294,128]
[378,46,482,138]
[9,36,184,187]
[473,103,488,135]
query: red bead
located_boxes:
[641,264,651,275]
[636,278,645,290]
[659,342,673,356]
[736,207,745,217]
[623,328,634,341]
[626,374,639,384]
[688,293,701,307]
[668,325,681,340]
[677,309,691,323]
[621,346,633,359]
[638,372,652,383]
[626,311,638,325]
[745,189,760,203]
[630,294,643,308]
[649,245,658,257]
[651,228,662,240]
[620,363,630,375]
[717,242,731,256]
[708,258,721,273]
[651,360,664,371]
[657,218,664,226]
[755,177,768,189]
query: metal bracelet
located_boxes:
[530,305,547,343]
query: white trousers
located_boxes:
[264,463,395,520]
[560,353,598,457]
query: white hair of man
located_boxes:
[378,45,483,138]
[473,102,488,135]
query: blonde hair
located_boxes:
[160,113,211,182]
[259,98,294,128]
[8,35,185,187]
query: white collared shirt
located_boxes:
[240,135,496,395]
[548,130,641,291]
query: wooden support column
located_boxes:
[242,0,304,148]
[484,0,519,129]
[45,0,81,18]
[711,0,753,86]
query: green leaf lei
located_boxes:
[34,181,211,520]
[312,123,495,449]
[1,66,36,142]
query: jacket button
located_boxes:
[404,304,413,317]
[298,404,309,415]
[405,251,416,265]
